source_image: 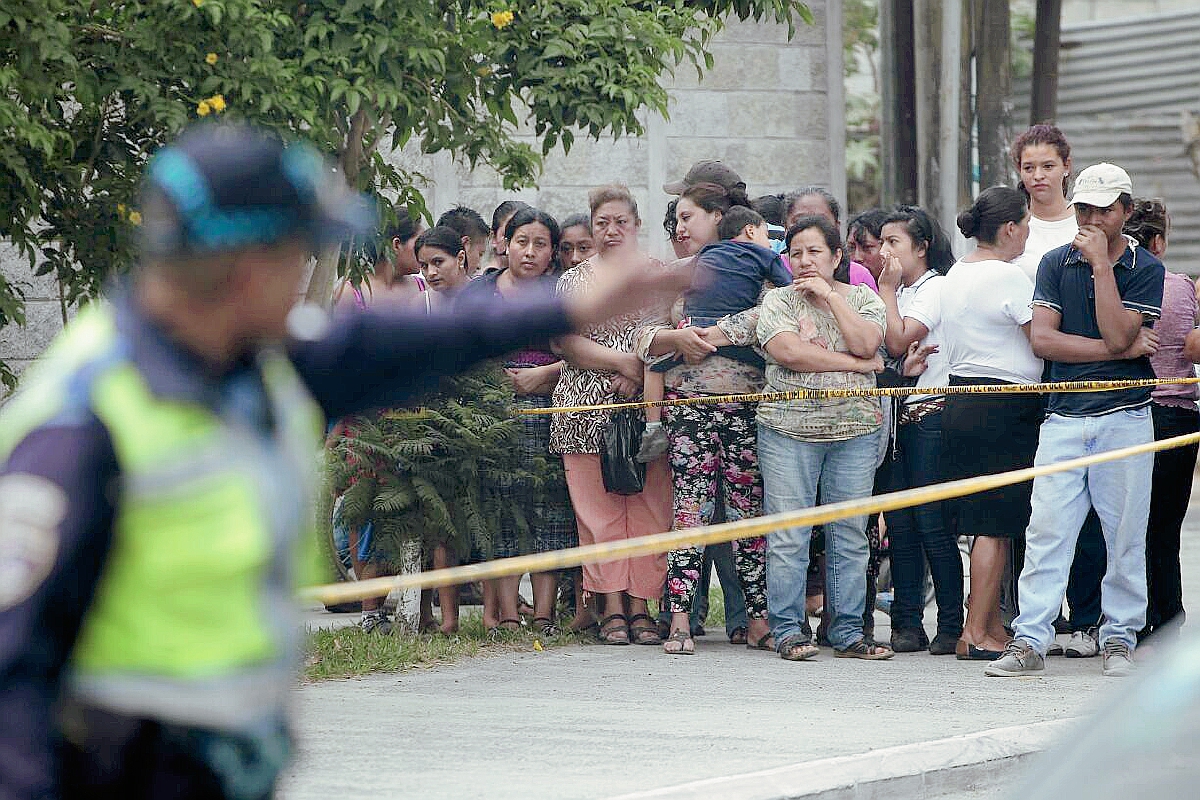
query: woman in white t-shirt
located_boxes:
[875,206,962,656]
[937,187,1042,661]
[1010,124,1077,281]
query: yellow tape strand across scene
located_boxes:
[512,377,1200,416]
[300,431,1200,606]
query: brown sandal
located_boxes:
[628,613,663,645]
[598,613,630,645]
[834,638,895,660]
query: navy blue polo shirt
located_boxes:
[1032,238,1165,416]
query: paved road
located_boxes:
[279,481,1200,800]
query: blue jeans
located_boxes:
[1013,409,1153,654]
[882,411,964,637]
[759,424,880,650]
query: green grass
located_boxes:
[302,611,596,681]
[305,585,730,681]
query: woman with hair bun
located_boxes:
[933,187,1042,660]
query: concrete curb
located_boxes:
[608,718,1076,800]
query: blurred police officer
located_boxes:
[0,123,660,799]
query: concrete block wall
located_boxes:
[0,244,68,381]
[416,2,842,260]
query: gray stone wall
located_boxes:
[0,3,839,387]
[416,4,842,260]
[0,244,69,381]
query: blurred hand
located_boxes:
[564,251,669,328]
[902,341,939,378]
[1074,226,1111,270]
[696,325,732,349]
[878,253,903,293]
[672,328,717,364]
[610,374,641,397]
[793,276,834,307]
[1121,326,1160,359]
[505,366,558,397]
[613,352,645,384]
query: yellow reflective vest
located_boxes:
[0,302,324,728]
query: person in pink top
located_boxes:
[1125,199,1200,645]
[784,187,879,292]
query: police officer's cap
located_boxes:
[139,123,375,258]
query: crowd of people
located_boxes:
[333,123,1199,675]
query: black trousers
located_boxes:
[1144,404,1199,636]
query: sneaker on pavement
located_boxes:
[1065,628,1099,658]
[984,640,1045,677]
[1047,636,1064,657]
[359,609,394,635]
[1101,639,1134,677]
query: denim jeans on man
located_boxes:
[1012,408,1154,654]
[759,424,879,649]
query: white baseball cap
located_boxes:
[1069,163,1133,208]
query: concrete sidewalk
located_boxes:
[279,489,1200,800]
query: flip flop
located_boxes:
[662,630,695,655]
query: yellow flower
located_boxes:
[209,94,226,113]
[128,211,142,226]
[192,0,203,6]
[476,65,493,77]
[116,203,126,218]
[490,10,514,28]
[205,52,218,65]
[197,100,212,116]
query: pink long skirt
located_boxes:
[562,453,671,600]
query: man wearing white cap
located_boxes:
[986,163,1165,679]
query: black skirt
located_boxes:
[941,375,1044,539]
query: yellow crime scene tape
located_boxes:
[300,429,1200,606]
[511,377,1200,416]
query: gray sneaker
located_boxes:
[1065,628,1099,658]
[984,640,1045,677]
[359,609,394,635]
[1047,636,1064,656]
[636,425,669,463]
[1101,639,1134,677]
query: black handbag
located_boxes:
[600,410,646,495]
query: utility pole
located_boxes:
[975,0,1012,188]
[880,0,919,206]
[1030,0,1062,124]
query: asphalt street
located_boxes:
[280,478,1200,800]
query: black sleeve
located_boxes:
[291,293,573,420]
[0,418,119,800]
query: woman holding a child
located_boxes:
[637,184,789,656]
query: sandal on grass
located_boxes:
[834,638,895,660]
[628,613,663,645]
[662,630,695,655]
[778,637,819,661]
[598,613,630,645]
[487,618,522,639]
[532,617,561,637]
